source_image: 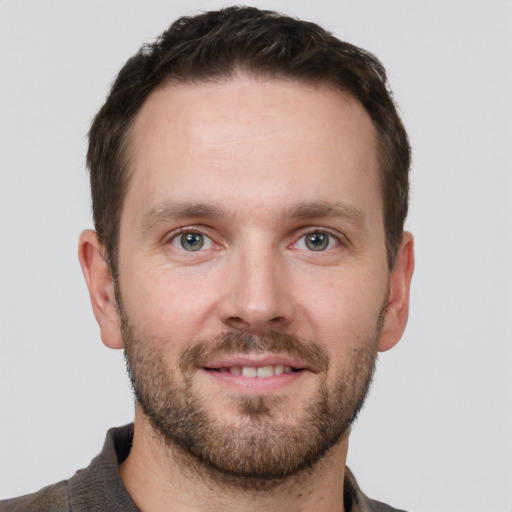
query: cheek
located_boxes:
[296,270,386,347]
[119,262,221,338]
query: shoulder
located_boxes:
[0,480,70,512]
[0,425,137,512]
[344,467,409,512]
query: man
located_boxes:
[1,6,414,512]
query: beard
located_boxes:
[121,307,381,489]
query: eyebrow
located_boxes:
[140,201,228,232]
[139,200,366,232]
[283,201,366,228]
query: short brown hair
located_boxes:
[87,6,410,276]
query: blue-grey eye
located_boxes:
[177,232,206,251]
[294,231,340,252]
[305,232,330,251]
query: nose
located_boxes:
[219,244,294,334]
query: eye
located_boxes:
[295,231,339,252]
[171,231,213,252]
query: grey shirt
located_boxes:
[0,424,407,512]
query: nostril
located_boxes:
[224,316,251,331]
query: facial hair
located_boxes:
[121,310,382,489]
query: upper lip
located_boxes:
[202,354,312,372]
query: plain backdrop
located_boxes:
[1,1,511,511]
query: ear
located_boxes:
[78,229,124,349]
[378,232,415,352]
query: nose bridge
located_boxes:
[220,233,293,332]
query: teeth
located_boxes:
[228,364,294,378]
[256,365,274,378]
[241,366,257,378]
[230,366,242,375]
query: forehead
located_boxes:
[124,75,381,227]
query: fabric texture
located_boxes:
[0,424,407,512]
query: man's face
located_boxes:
[116,76,392,481]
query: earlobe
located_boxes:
[78,229,124,349]
[378,232,415,352]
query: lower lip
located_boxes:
[201,368,306,393]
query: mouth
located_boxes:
[205,364,303,378]
[200,355,311,392]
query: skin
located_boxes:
[79,75,414,512]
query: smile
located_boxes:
[209,364,298,378]
[200,355,311,392]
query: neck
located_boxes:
[120,409,349,512]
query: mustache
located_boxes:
[180,331,329,374]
